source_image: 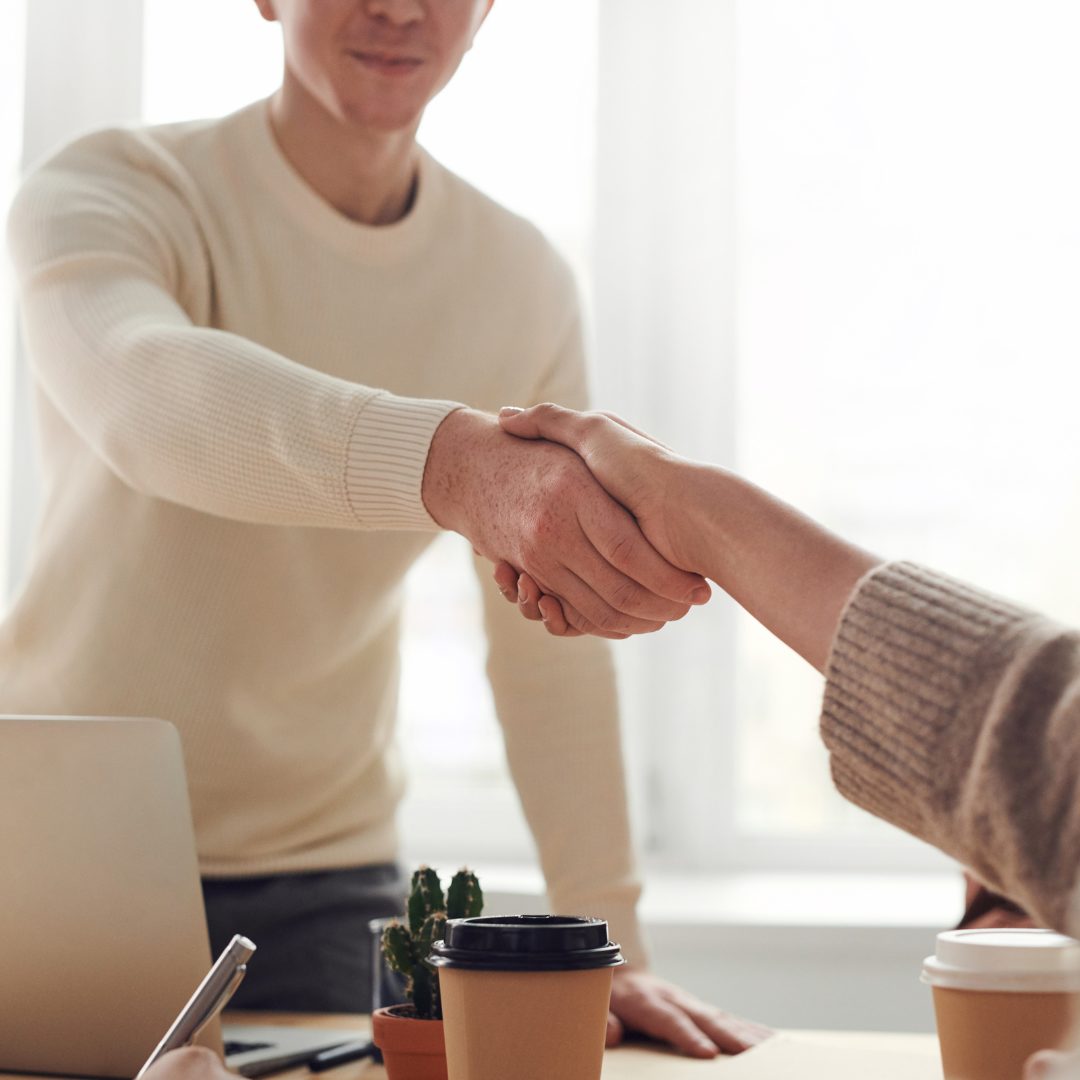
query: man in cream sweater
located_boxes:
[3,0,765,1058]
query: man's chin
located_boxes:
[338,97,427,137]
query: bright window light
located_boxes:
[0,0,28,598]
[734,0,1080,836]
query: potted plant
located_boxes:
[373,866,484,1080]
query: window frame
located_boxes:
[6,0,145,597]
[0,0,28,599]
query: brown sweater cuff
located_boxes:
[820,561,1032,844]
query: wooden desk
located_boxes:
[229,1013,943,1079]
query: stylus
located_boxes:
[135,933,257,1080]
[308,1039,377,1072]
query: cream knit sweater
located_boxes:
[4,100,645,964]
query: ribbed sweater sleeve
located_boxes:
[6,131,461,530]
[822,561,1080,931]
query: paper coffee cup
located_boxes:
[430,915,624,1080]
[922,929,1080,1080]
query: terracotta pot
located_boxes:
[371,1005,448,1080]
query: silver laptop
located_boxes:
[0,716,365,1078]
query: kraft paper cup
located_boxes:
[430,915,624,1080]
[922,929,1080,1080]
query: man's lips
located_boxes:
[347,50,424,75]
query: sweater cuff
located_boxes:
[601,899,649,970]
[548,889,648,969]
[344,392,465,530]
[820,561,1031,839]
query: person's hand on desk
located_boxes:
[608,968,773,1058]
[141,1047,234,1080]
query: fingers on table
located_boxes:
[675,995,774,1055]
[621,993,723,1060]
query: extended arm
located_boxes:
[496,405,878,668]
[497,404,1080,933]
[7,134,706,630]
[7,132,456,531]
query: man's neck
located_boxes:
[268,83,420,226]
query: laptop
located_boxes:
[0,716,366,1078]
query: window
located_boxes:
[6,0,144,600]
[141,1,282,124]
[590,0,1080,872]
[731,0,1080,854]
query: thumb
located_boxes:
[499,403,583,450]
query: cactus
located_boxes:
[446,868,483,919]
[381,866,483,1020]
[408,866,445,934]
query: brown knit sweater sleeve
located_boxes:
[822,561,1080,932]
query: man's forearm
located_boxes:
[680,464,882,672]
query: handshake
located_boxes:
[423,400,878,672]
[422,403,719,642]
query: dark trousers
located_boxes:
[202,864,405,1013]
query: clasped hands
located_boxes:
[493,404,701,636]
[422,404,705,641]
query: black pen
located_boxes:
[308,1039,377,1072]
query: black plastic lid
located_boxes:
[428,915,625,972]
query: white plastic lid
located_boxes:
[921,929,1080,993]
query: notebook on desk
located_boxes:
[604,1033,942,1078]
[712,1035,942,1079]
[0,716,362,1079]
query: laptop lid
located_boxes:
[0,716,222,1078]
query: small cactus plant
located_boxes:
[381,866,483,1020]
